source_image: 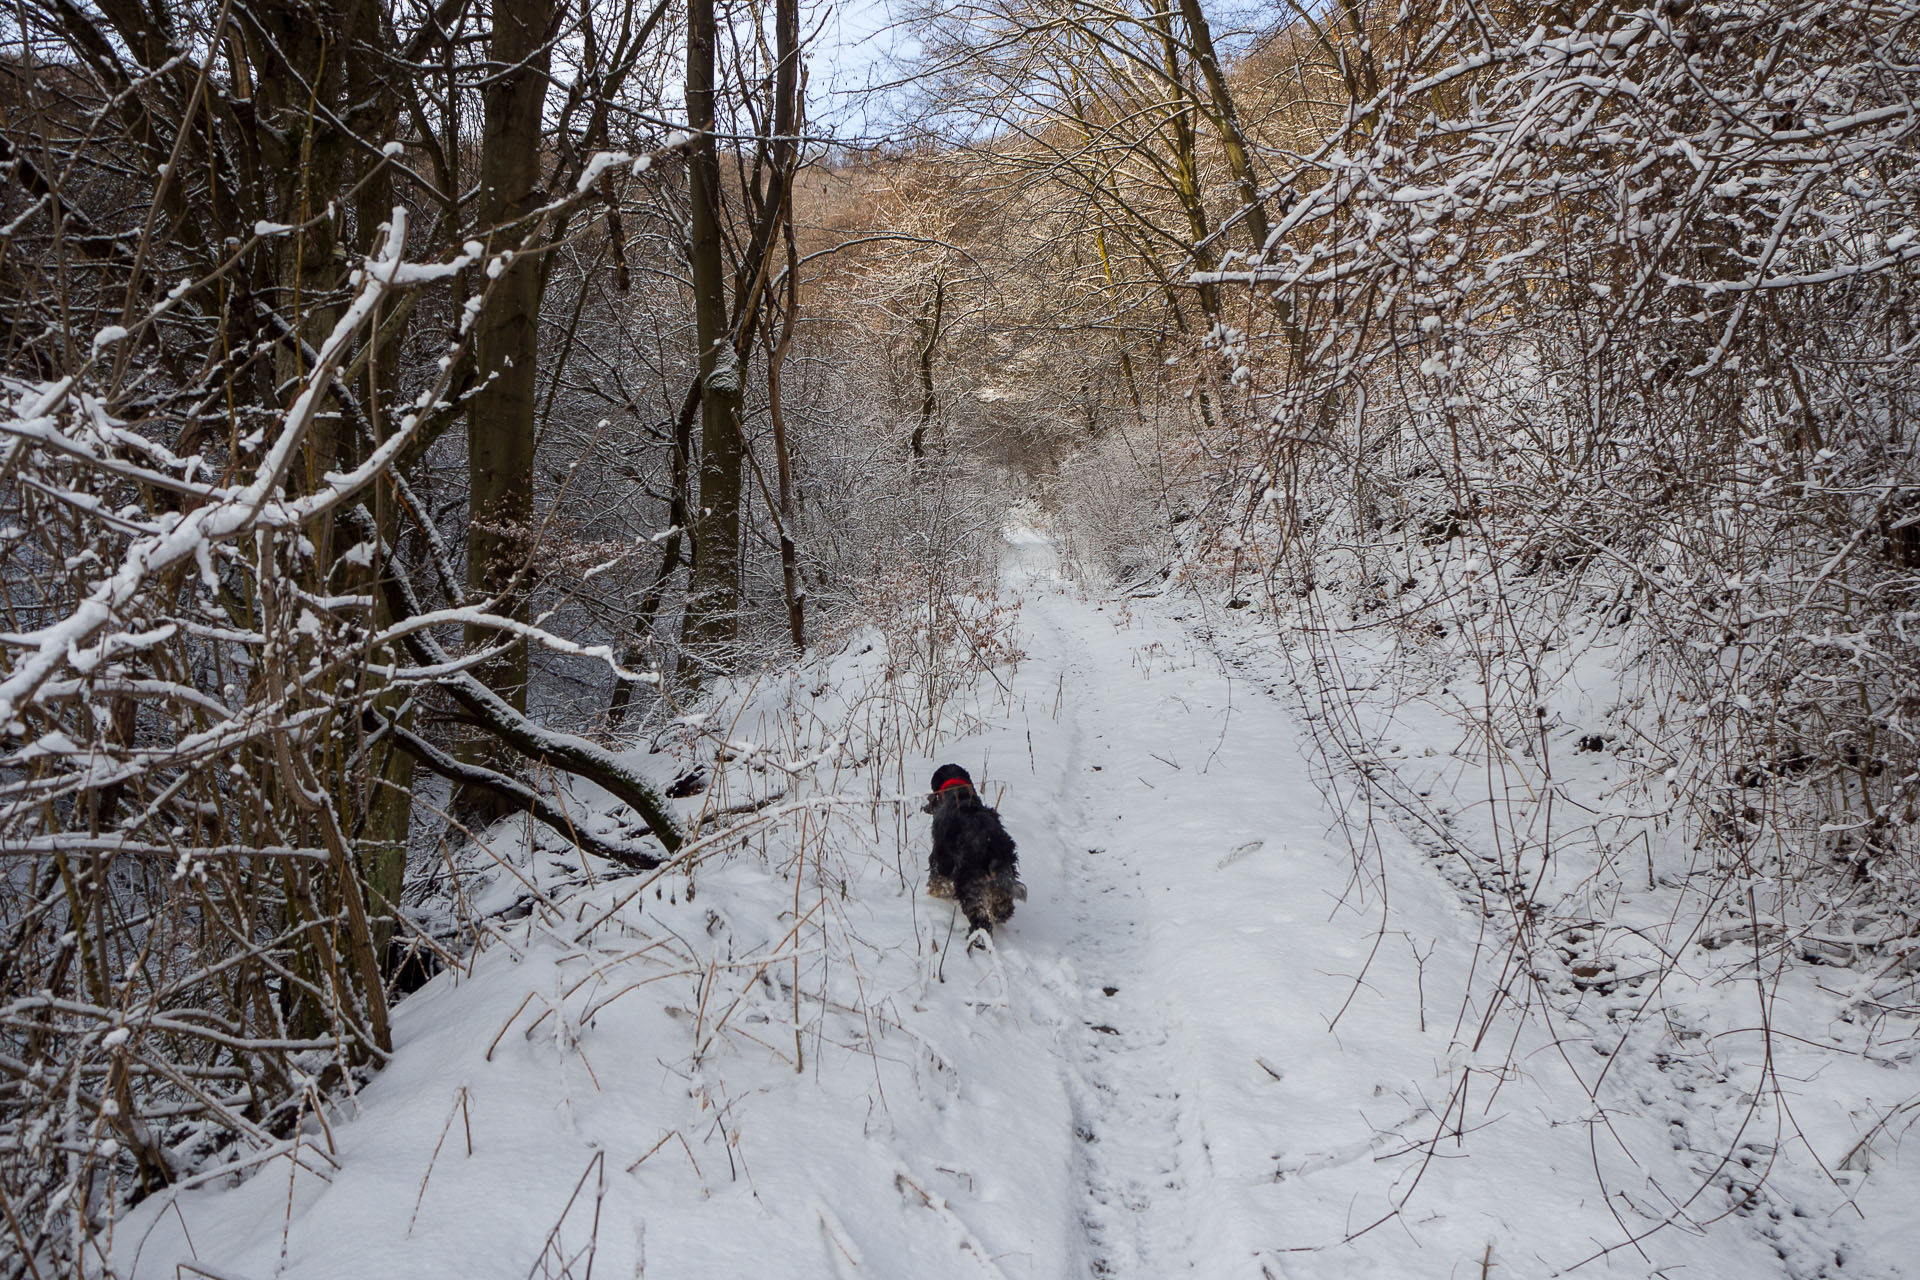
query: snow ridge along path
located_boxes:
[115,526,1914,1279]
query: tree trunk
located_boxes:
[459,0,554,816]
[349,18,412,953]
[910,272,945,461]
[767,0,805,651]
[767,213,806,650]
[608,379,699,731]
[677,0,745,684]
[1175,0,1266,248]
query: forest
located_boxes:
[3,0,1919,1274]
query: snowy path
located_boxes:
[1019,591,1191,1277]
[991,530,1466,1278]
[113,528,1915,1280]
[1057,836,1187,1278]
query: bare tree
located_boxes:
[676,0,805,681]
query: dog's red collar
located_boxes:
[937,777,972,794]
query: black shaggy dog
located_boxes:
[923,764,1023,941]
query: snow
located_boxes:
[575,150,632,192]
[112,528,1920,1278]
[0,211,418,726]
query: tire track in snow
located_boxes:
[1059,837,1188,1277]
[1020,591,1192,1278]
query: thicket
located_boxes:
[916,0,1920,962]
[1211,0,1920,935]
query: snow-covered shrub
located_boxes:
[0,211,681,1272]
[1210,0,1920,924]
[1052,426,1185,589]
[0,228,427,1263]
[1167,0,1920,1236]
[794,370,1006,644]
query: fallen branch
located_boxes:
[377,714,663,868]
[372,553,685,852]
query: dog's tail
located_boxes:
[961,869,1020,935]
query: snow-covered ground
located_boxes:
[111,527,1920,1278]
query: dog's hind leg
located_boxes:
[960,884,998,937]
[971,873,1017,928]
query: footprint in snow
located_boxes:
[1216,838,1265,869]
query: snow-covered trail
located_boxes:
[990,529,1477,1278]
[1009,565,1193,1277]
[974,529,1905,1278]
[1009,534,1269,1277]
[112,527,1913,1280]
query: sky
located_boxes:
[806,0,920,141]
[796,0,1276,145]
